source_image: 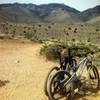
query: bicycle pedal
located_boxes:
[74,88,79,93]
[78,90,85,95]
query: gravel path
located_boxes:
[0,40,100,100]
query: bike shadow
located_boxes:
[73,89,100,100]
[0,80,10,87]
[74,94,88,100]
[73,75,100,100]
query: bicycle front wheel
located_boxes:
[48,70,73,100]
[44,66,59,96]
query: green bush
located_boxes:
[40,41,99,61]
[40,43,67,60]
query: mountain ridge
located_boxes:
[0,3,100,23]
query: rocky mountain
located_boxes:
[80,5,100,22]
[0,3,100,23]
[0,3,81,23]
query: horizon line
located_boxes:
[0,2,99,12]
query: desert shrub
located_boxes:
[98,36,100,39]
[48,26,51,29]
[40,42,67,60]
[38,24,42,27]
[34,29,37,33]
[72,38,75,42]
[24,32,33,39]
[70,44,90,56]
[75,28,77,30]
[51,23,55,25]
[40,42,99,61]
[74,30,77,33]
[87,37,91,42]
[96,29,99,32]
[74,28,77,33]
[68,27,71,30]
[23,30,26,33]
[66,32,69,36]
[5,27,8,30]
[28,27,31,30]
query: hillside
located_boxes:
[0,22,100,45]
[80,5,100,22]
[0,3,100,45]
[0,3,100,23]
[0,3,81,23]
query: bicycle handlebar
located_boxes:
[57,48,100,58]
[77,50,100,57]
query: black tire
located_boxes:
[48,70,72,100]
[44,66,59,96]
[88,65,100,92]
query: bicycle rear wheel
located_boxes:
[48,70,73,100]
[88,65,100,92]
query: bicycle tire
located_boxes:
[48,70,72,100]
[44,66,59,96]
[88,65,100,92]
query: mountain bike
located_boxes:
[44,48,77,96]
[47,49,100,100]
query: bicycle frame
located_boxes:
[61,57,88,87]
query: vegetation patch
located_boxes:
[40,41,99,61]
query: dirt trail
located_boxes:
[0,40,100,100]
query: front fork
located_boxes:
[61,73,78,88]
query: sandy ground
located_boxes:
[0,40,100,100]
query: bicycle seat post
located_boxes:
[68,48,72,66]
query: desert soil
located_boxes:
[0,40,100,100]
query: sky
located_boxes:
[0,0,100,11]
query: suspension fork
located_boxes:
[61,73,78,87]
